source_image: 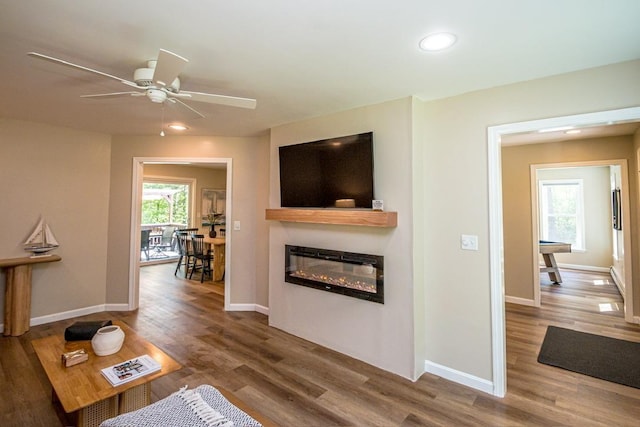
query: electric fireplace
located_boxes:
[285,245,384,303]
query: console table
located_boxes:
[0,254,61,336]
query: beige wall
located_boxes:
[416,59,640,382]
[0,118,111,321]
[107,135,270,307]
[3,59,640,393]
[268,98,419,380]
[502,137,634,301]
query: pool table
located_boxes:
[539,240,571,284]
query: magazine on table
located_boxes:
[101,354,161,386]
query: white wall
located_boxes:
[0,118,111,324]
[268,98,419,380]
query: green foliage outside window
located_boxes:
[142,182,189,225]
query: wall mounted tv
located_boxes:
[279,132,374,209]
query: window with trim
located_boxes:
[538,179,585,251]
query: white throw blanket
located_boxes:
[100,385,262,427]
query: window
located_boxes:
[538,179,584,250]
[142,181,190,226]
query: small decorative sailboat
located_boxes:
[24,218,59,257]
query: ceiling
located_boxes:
[501,122,640,146]
[1,1,639,138]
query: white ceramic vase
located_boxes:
[91,325,125,356]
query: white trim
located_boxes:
[551,263,610,273]
[529,166,542,307]
[228,303,269,315]
[255,305,270,316]
[424,360,494,395]
[504,296,538,307]
[488,106,640,399]
[20,304,110,332]
[0,302,259,334]
[610,266,625,297]
[223,164,233,311]
[104,304,131,311]
[31,305,105,325]
[487,126,506,398]
[130,157,234,312]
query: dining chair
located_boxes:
[140,229,151,261]
[189,234,214,283]
[174,231,194,277]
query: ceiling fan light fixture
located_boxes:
[147,89,167,103]
[419,32,457,51]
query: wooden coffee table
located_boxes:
[32,321,181,427]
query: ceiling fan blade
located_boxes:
[80,91,145,99]
[175,90,257,109]
[27,52,141,89]
[168,98,205,119]
[153,49,188,87]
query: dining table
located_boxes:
[202,236,225,281]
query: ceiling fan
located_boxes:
[27,49,257,118]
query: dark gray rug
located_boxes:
[537,326,640,389]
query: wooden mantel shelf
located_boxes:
[265,208,397,227]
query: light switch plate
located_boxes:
[461,234,478,251]
[233,220,241,231]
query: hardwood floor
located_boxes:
[2,266,640,426]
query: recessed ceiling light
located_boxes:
[168,124,188,131]
[419,32,457,51]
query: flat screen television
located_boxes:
[279,132,374,208]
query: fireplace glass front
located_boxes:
[285,245,384,303]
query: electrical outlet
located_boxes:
[461,234,478,251]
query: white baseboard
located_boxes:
[504,295,537,307]
[424,360,495,396]
[609,266,625,298]
[227,303,269,315]
[0,303,267,334]
[255,304,269,316]
[105,303,131,311]
[554,263,610,273]
[31,304,107,327]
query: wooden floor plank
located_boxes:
[2,266,640,426]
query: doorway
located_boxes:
[129,157,233,312]
[140,178,193,264]
[529,161,629,307]
[487,106,640,397]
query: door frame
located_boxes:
[128,157,233,311]
[487,106,640,397]
[529,160,632,309]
